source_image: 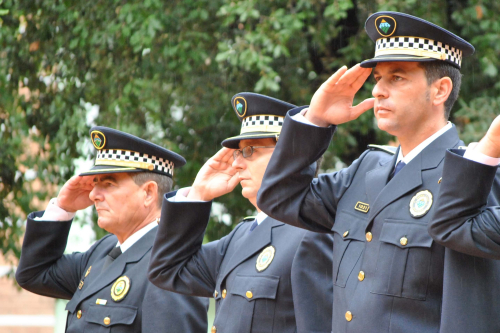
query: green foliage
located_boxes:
[0,0,498,259]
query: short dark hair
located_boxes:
[419,61,462,119]
[130,172,173,208]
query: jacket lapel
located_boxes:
[219,217,283,282]
[367,125,460,222]
[77,227,157,302]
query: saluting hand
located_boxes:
[475,115,500,158]
[306,64,375,127]
[188,148,239,201]
[56,175,95,212]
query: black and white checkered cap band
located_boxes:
[96,149,174,176]
[241,115,285,134]
[375,37,463,67]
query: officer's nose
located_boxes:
[232,152,247,170]
[372,79,389,99]
[89,184,102,203]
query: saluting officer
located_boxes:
[148,93,333,333]
[258,12,476,333]
[16,127,208,332]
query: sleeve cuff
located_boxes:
[167,187,208,203]
[464,146,500,166]
[290,109,320,127]
[34,198,76,221]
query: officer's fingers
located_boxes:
[227,173,241,190]
[487,115,500,137]
[350,98,375,120]
[336,64,366,87]
[350,67,373,92]
[320,66,348,92]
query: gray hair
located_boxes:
[130,172,173,208]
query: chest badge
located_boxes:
[256,246,276,272]
[111,276,131,302]
[409,190,433,218]
[354,201,370,213]
[85,266,92,278]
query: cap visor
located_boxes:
[79,165,142,176]
[221,132,280,148]
[360,55,439,68]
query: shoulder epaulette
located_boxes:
[242,216,256,222]
[367,144,397,155]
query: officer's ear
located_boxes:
[142,181,159,209]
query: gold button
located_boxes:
[103,317,111,325]
[345,311,353,322]
[366,232,373,242]
[222,289,227,299]
[358,271,365,282]
[343,231,349,238]
[246,291,253,299]
[438,177,442,184]
[211,325,217,333]
[76,310,82,319]
[400,237,408,246]
[214,290,218,298]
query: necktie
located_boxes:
[102,246,122,270]
[390,161,406,179]
[249,220,258,232]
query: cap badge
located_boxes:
[409,190,433,218]
[375,16,396,37]
[256,245,275,272]
[111,276,131,302]
[91,130,106,150]
[233,96,247,118]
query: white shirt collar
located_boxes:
[396,122,452,166]
[255,211,268,225]
[116,220,158,253]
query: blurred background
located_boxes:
[0,0,499,331]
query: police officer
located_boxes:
[16,127,208,332]
[258,12,475,333]
[428,116,500,332]
[148,92,333,333]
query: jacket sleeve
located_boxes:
[15,212,101,299]
[292,231,333,333]
[148,192,235,298]
[142,281,209,333]
[257,107,363,233]
[429,149,500,259]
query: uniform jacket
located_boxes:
[16,212,209,333]
[428,149,500,332]
[258,107,463,333]
[148,194,333,333]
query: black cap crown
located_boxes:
[80,126,186,177]
[361,12,474,69]
[221,93,296,148]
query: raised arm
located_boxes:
[429,116,500,259]
[258,65,373,232]
[148,148,240,297]
[16,176,97,299]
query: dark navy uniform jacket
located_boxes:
[148,193,333,333]
[258,108,463,333]
[428,149,500,332]
[16,212,209,332]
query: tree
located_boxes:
[1,0,498,260]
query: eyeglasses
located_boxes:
[233,146,275,160]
